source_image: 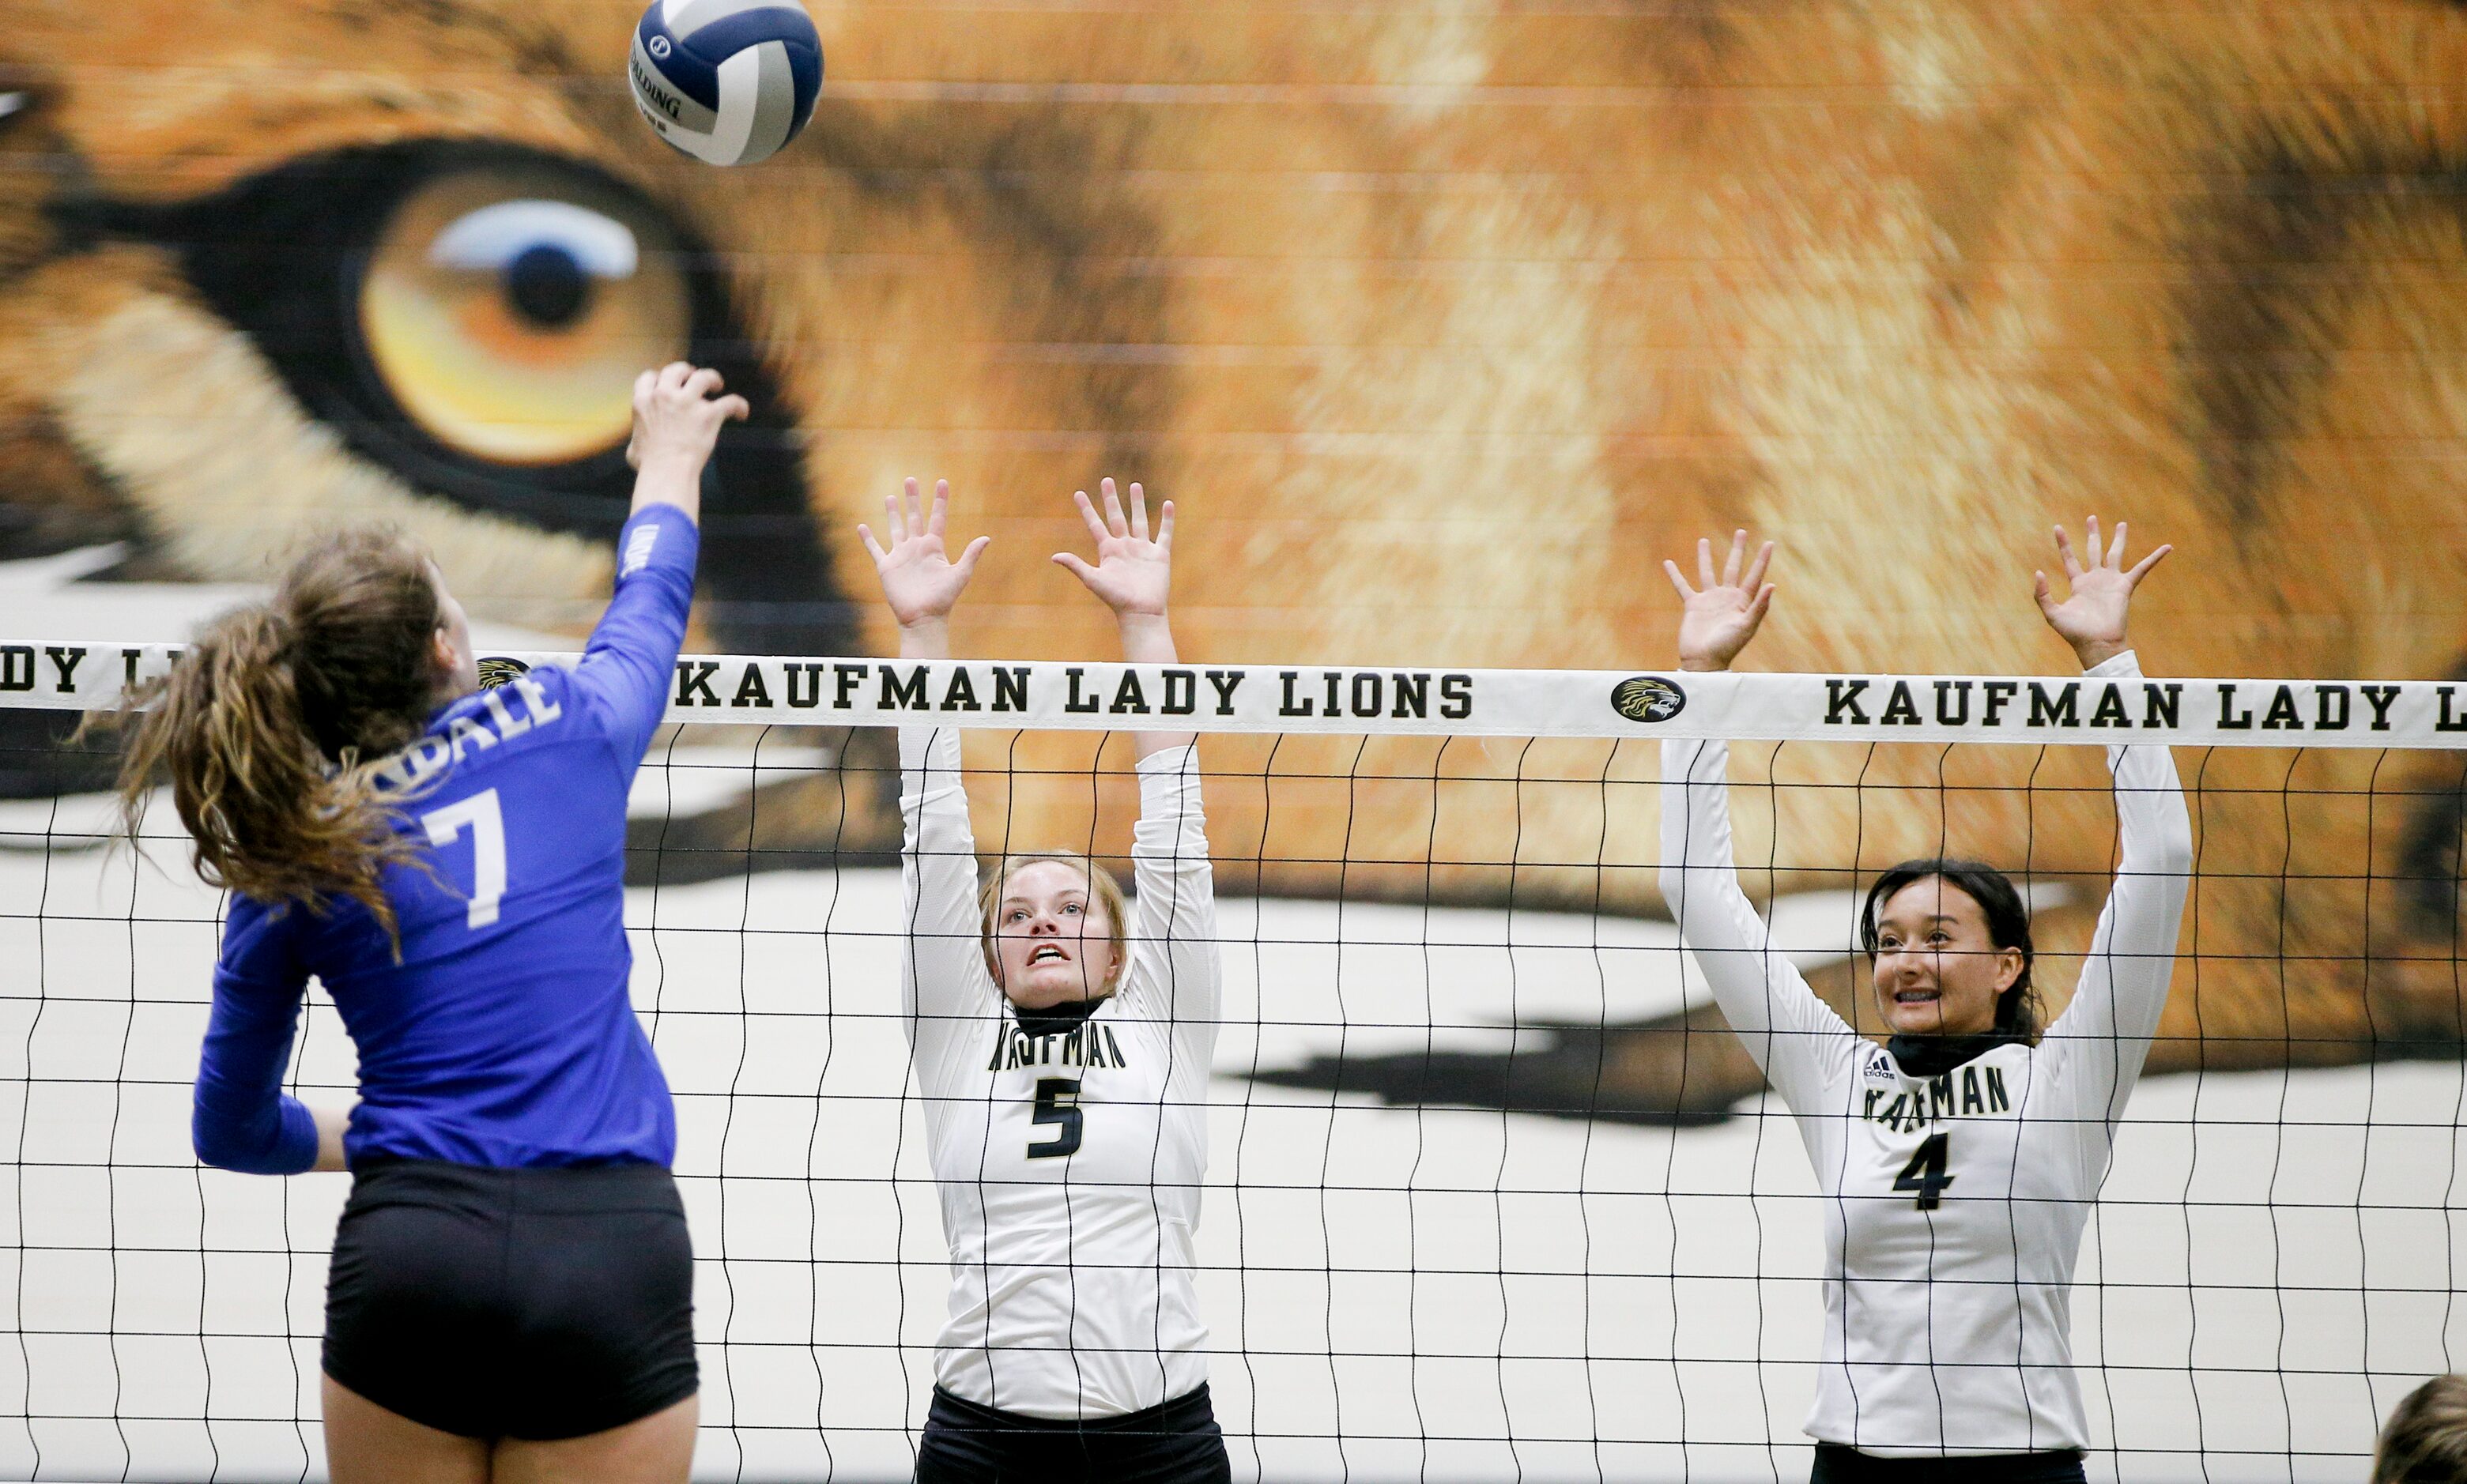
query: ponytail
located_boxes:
[93,528,445,942]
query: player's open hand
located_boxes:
[624,361,749,473]
[1053,478,1172,623]
[859,478,991,632]
[1665,530,1775,672]
[2034,517,2169,670]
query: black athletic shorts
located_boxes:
[323,1158,698,1441]
[914,1383,1232,1484]
[1811,1443,2087,1483]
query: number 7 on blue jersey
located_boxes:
[421,789,507,928]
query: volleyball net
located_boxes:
[1,645,2461,1482]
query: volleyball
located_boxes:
[628,0,822,168]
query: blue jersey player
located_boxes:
[107,363,749,1484]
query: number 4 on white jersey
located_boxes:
[421,789,507,928]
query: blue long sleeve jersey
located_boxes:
[193,503,700,1175]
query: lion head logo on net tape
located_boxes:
[476,656,532,690]
[1610,675,1687,724]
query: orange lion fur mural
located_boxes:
[4,1,2465,1120]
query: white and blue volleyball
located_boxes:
[629,0,822,168]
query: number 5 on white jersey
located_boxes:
[421,789,507,928]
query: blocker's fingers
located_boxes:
[658,360,695,390]
[1721,529,1746,588]
[682,367,724,401]
[633,369,658,408]
[1741,539,1775,594]
[1073,489,1111,545]
[888,484,911,543]
[1156,499,1175,556]
[904,477,927,535]
[952,534,991,581]
[2034,570,2058,616]
[1664,559,1696,599]
[2107,520,2129,567]
[926,480,949,539]
[1053,551,1097,582]
[1129,482,1150,542]
[719,394,751,423]
[2052,524,2083,578]
[1745,583,1775,625]
[2125,542,2174,588]
[2084,515,2103,567]
[1696,537,1717,590]
[858,524,886,562]
[1100,476,1129,537]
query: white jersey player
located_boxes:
[859,476,1231,1484]
[1658,522,2193,1482]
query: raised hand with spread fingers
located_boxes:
[1053,477,1191,756]
[858,477,991,661]
[1663,529,1777,673]
[2033,516,2171,670]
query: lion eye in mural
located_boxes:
[74,141,844,639]
[356,166,692,470]
[0,142,852,801]
[107,146,732,536]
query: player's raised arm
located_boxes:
[2033,518,2194,1133]
[579,362,743,762]
[1656,533,1855,1098]
[1048,478,1218,1023]
[622,360,749,527]
[860,476,992,663]
[2031,514,2171,672]
[1054,476,1194,758]
[862,479,997,1053]
[1665,529,1776,674]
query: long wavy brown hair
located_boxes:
[94,527,447,941]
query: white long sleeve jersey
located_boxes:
[897,726,1220,1421]
[1658,653,2194,1457]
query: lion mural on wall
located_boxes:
[3,0,2465,1121]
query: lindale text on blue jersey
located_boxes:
[381,677,565,788]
